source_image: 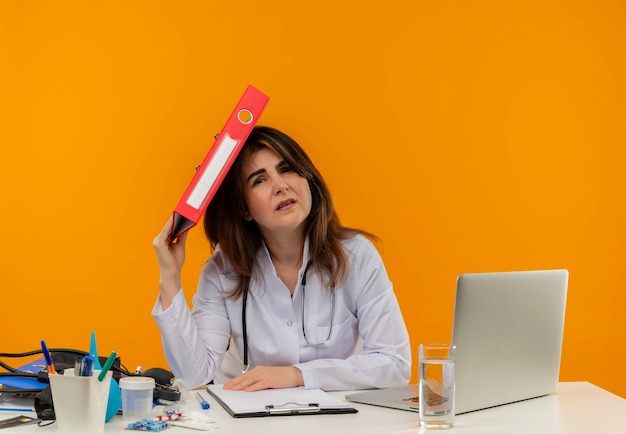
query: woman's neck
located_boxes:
[263,232,305,293]
[262,228,305,265]
[266,240,304,268]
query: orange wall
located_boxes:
[2,1,625,398]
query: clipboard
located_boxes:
[171,85,270,239]
[207,384,358,418]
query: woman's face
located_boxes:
[242,147,312,239]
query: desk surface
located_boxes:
[3,382,626,433]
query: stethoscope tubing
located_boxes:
[241,261,335,370]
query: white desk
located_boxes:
[3,382,626,433]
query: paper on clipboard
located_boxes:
[207,384,357,418]
[171,85,270,239]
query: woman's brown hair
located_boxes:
[203,126,375,299]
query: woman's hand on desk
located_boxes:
[223,366,304,392]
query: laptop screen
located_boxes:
[452,269,568,414]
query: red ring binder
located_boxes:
[171,85,270,239]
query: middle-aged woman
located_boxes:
[152,126,411,391]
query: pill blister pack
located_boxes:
[125,419,170,431]
[170,411,219,431]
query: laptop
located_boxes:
[346,269,568,414]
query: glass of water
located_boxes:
[419,343,456,429]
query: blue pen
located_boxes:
[0,408,36,412]
[195,392,210,410]
[80,355,95,376]
[40,340,57,374]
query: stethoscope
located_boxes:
[241,260,335,372]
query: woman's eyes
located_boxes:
[252,176,266,186]
[250,166,294,186]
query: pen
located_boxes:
[0,408,36,412]
[75,356,83,374]
[97,350,117,382]
[80,355,95,377]
[195,392,210,410]
[40,340,57,375]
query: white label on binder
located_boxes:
[186,134,239,209]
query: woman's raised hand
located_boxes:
[153,216,188,309]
